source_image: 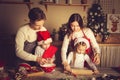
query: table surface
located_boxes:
[26,67,120,80]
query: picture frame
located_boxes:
[107,14,120,33]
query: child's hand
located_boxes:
[38,58,48,65]
[63,62,72,72]
[64,65,77,77]
[46,58,54,64]
[93,70,99,74]
[41,58,48,65]
[64,65,71,72]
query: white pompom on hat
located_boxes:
[74,37,90,49]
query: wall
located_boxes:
[0,0,93,34]
[1,0,120,33]
[0,0,93,68]
[0,0,120,68]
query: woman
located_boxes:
[61,13,100,69]
[15,7,48,66]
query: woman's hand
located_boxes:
[93,53,100,65]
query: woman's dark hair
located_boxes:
[28,7,46,23]
[67,13,84,36]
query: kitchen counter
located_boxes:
[26,67,120,80]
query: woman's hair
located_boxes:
[67,13,84,36]
[28,7,46,23]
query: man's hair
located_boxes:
[28,7,46,22]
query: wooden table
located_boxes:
[26,67,120,80]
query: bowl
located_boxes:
[40,63,56,73]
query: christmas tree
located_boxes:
[87,3,109,42]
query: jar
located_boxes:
[81,0,87,4]
[66,0,72,4]
[55,0,59,4]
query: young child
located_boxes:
[65,37,99,74]
[35,30,58,65]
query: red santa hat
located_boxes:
[37,31,51,41]
[74,37,90,49]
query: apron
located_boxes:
[42,45,58,58]
[70,30,94,67]
[81,30,94,68]
[82,30,94,60]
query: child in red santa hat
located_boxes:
[35,30,58,65]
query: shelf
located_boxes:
[0,1,33,4]
[0,1,33,10]
[40,2,89,11]
[42,2,89,6]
